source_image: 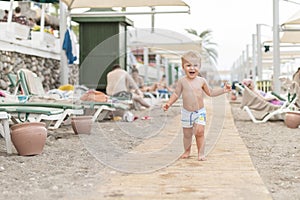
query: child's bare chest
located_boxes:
[182,81,203,92]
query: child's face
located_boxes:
[182,58,200,79]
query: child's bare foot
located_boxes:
[180,150,190,159]
[198,156,207,161]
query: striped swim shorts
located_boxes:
[181,107,206,128]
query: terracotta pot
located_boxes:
[285,112,300,129]
[71,116,93,134]
[11,122,47,156]
[231,94,237,101]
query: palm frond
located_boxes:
[185,28,218,66]
[185,28,198,36]
[199,29,212,38]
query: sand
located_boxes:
[0,106,180,200]
[231,102,300,200]
[0,101,299,200]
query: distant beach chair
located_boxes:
[240,84,298,123]
[156,89,170,100]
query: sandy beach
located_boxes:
[0,105,182,199]
[0,99,299,200]
[231,102,300,200]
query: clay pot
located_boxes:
[11,122,47,156]
[284,112,300,129]
[71,116,93,134]
[231,94,237,101]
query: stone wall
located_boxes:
[0,50,79,91]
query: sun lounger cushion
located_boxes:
[241,86,280,112]
[80,90,108,102]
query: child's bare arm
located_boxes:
[163,79,182,111]
[203,80,231,97]
[163,93,179,111]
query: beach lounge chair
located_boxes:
[0,106,63,154]
[156,89,170,100]
[78,89,133,121]
[6,72,18,94]
[0,106,67,154]
[0,102,84,129]
[14,69,72,101]
[0,105,65,126]
[0,111,12,154]
[0,100,130,124]
[14,69,134,121]
[240,85,298,123]
[81,101,131,122]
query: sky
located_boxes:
[1,0,300,71]
[125,0,300,70]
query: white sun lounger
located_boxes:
[0,112,12,154]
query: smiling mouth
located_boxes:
[189,71,196,75]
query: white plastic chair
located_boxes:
[0,112,12,154]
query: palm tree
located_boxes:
[185,28,218,66]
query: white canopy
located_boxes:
[280,31,300,43]
[282,10,300,25]
[128,28,202,53]
[262,50,300,60]
[280,10,300,44]
[127,28,202,64]
[61,0,188,9]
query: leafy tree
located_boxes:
[185,28,218,66]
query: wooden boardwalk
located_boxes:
[77,97,272,200]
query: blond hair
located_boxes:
[181,50,201,64]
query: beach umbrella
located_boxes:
[60,0,188,9]
[128,28,202,53]
[60,0,189,31]
[280,10,300,43]
[282,10,300,25]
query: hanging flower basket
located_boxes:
[11,122,47,156]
